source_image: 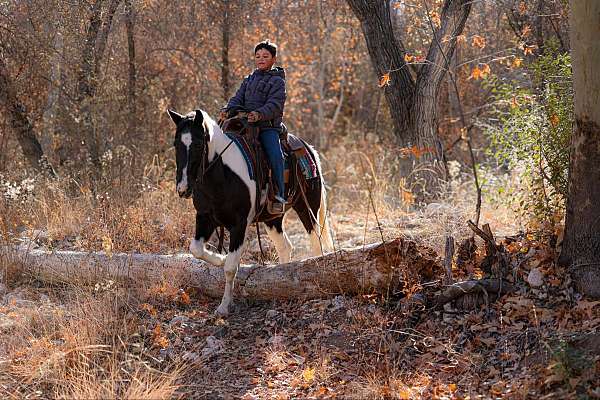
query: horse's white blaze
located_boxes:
[177,132,193,194]
[265,223,293,263]
[190,238,226,266]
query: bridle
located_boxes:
[185,116,245,188]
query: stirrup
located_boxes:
[268,198,286,215]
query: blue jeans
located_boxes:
[259,129,285,199]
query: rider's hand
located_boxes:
[248,111,261,123]
[219,110,228,121]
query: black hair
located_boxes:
[254,40,277,57]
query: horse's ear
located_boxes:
[193,109,204,126]
[167,109,184,126]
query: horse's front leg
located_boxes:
[190,213,226,267]
[215,221,247,316]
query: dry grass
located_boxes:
[1,133,521,258]
[0,284,185,398]
[0,133,526,398]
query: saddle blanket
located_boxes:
[224,133,318,181]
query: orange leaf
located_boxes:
[378,73,391,87]
[302,367,315,383]
[518,1,527,14]
[512,57,523,68]
[523,45,536,55]
[140,303,157,317]
[471,35,486,49]
[480,63,491,77]
[404,53,414,63]
[179,291,191,305]
[511,96,520,108]
[522,25,532,37]
[549,114,560,127]
[469,66,482,80]
[152,324,162,339]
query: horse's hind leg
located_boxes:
[215,221,247,316]
[264,217,293,263]
[190,213,226,266]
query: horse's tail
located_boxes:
[303,140,334,251]
[318,178,334,251]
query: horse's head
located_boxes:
[167,109,208,198]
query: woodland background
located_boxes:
[1,0,598,399]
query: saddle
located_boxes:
[219,112,314,221]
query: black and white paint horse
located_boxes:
[168,109,333,315]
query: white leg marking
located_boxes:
[265,223,293,263]
[216,246,244,316]
[190,239,226,266]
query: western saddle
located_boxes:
[219,111,311,221]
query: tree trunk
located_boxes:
[413,0,471,161]
[76,0,121,168]
[346,0,415,143]
[6,238,440,300]
[221,0,231,101]
[559,0,600,298]
[125,0,137,133]
[125,0,138,145]
[346,0,472,178]
[0,57,56,176]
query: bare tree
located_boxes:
[559,0,600,298]
[76,0,122,167]
[346,0,472,167]
[125,0,137,132]
[221,0,231,100]
[0,55,55,176]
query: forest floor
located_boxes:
[1,200,599,399]
[0,147,599,398]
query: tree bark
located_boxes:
[125,0,137,133]
[5,238,440,300]
[346,0,415,143]
[221,0,231,101]
[76,0,122,168]
[559,0,600,298]
[413,0,471,160]
[0,57,56,176]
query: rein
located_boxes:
[196,133,236,185]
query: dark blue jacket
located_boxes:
[226,67,286,130]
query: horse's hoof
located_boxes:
[190,240,203,259]
[215,305,229,317]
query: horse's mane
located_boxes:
[198,110,223,141]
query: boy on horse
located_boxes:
[219,40,287,213]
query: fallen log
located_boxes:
[2,238,441,300]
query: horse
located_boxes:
[167,109,333,315]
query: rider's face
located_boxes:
[255,49,276,71]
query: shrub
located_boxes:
[483,41,572,223]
